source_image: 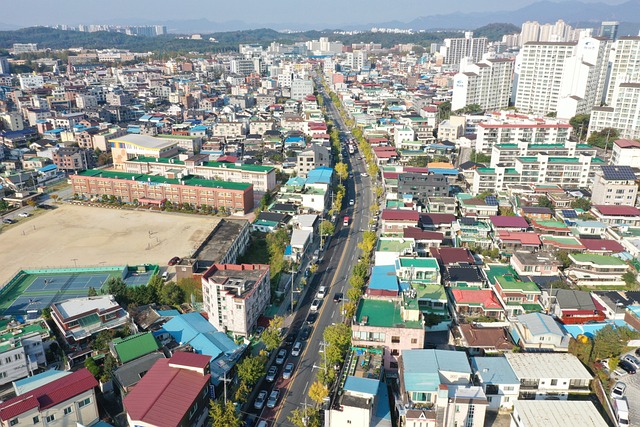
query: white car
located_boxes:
[18,212,30,218]
[349,199,354,206]
[310,299,321,312]
[292,341,303,357]
[361,172,368,177]
[611,381,626,399]
[275,349,287,365]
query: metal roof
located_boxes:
[516,312,564,337]
[505,353,592,381]
[471,357,519,385]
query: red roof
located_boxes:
[490,216,529,229]
[579,239,625,253]
[381,209,420,221]
[593,205,640,216]
[404,167,430,174]
[430,247,475,265]
[124,356,211,427]
[451,289,502,309]
[497,231,542,246]
[403,226,444,241]
[615,139,640,149]
[0,369,98,421]
[216,155,238,163]
[169,351,212,369]
[383,172,400,179]
[420,213,457,226]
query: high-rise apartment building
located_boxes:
[452,58,515,112]
[519,20,576,46]
[600,21,619,41]
[441,32,488,66]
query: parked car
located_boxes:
[622,354,640,368]
[292,342,303,357]
[333,293,343,303]
[275,349,287,365]
[254,390,268,409]
[266,389,280,408]
[18,212,29,218]
[316,286,327,299]
[255,326,265,336]
[282,362,295,380]
[306,312,318,324]
[619,360,637,374]
[2,218,14,224]
[300,327,311,341]
[636,347,640,357]
[349,199,354,206]
[284,333,296,347]
[310,299,321,312]
[266,366,278,382]
[611,382,626,399]
[361,172,368,177]
[168,256,180,266]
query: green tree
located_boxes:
[41,307,51,320]
[289,407,321,427]
[537,196,553,209]
[406,156,430,167]
[569,114,590,141]
[570,198,591,212]
[106,277,128,305]
[308,380,329,405]
[262,315,284,351]
[623,270,638,288]
[347,287,362,304]
[84,356,101,379]
[209,401,241,427]
[319,220,335,237]
[556,250,573,269]
[438,101,451,121]
[471,150,491,164]
[91,329,115,352]
[160,282,186,305]
[587,127,619,149]
[454,103,483,115]
[100,354,116,382]
[234,380,251,403]
[323,323,351,365]
[87,287,97,297]
[237,355,267,385]
[349,275,365,290]
[334,162,348,183]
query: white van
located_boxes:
[316,286,327,299]
[161,271,169,280]
[614,398,630,426]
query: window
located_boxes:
[391,336,400,344]
[188,402,199,419]
[9,419,18,426]
[63,406,73,415]
[550,379,558,386]
[46,415,55,423]
[78,397,91,408]
[411,338,418,344]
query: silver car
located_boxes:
[266,366,278,382]
[282,362,295,380]
[275,349,287,365]
[266,389,280,408]
[254,390,268,410]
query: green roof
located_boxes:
[484,264,518,284]
[398,257,439,269]
[518,157,537,163]
[355,299,423,329]
[542,235,583,245]
[569,254,627,266]
[130,156,185,165]
[156,134,198,140]
[534,220,568,229]
[528,143,565,149]
[128,156,273,173]
[376,239,413,252]
[78,169,251,191]
[414,283,447,301]
[521,303,544,312]
[495,275,541,293]
[0,320,49,343]
[112,332,160,363]
[548,157,579,163]
[495,143,519,148]
[476,168,496,174]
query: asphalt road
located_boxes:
[248,78,373,426]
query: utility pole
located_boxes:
[290,264,297,314]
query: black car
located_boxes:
[37,204,54,210]
[300,327,311,341]
[2,218,14,224]
[333,293,343,303]
[284,332,296,346]
[168,256,181,266]
[306,312,318,324]
[635,347,640,357]
[619,360,637,374]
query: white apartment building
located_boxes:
[590,82,640,140]
[201,264,270,336]
[344,51,369,71]
[605,36,640,105]
[519,20,576,46]
[452,58,515,112]
[75,94,98,109]
[490,140,595,168]
[441,32,488,66]
[290,78,314,101]
[18,74,44,90]
[475,112,572,153]
[591,165,638,206]
[296,144,331,178]
[0,112,24,131]
[229,59,255,76]
[611,139,640,167]
[472,153,602,194]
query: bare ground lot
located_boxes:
[0,204,219,286]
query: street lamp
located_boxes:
[71,258,78,268]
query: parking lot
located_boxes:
[610,350,640,425]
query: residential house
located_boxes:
[112,352,166,396]
[544,289,606,324]
[590,204,640,226]
[492,275,543,318]
[565,253,628,287]
[510,251,560,276]
[443,264,487,288]
[124,352,211,427]
[539,235,585,252]
[296,144,330,178]
[509,312,570,352]
[489,216,529,232]
[505,352,592,399]
[519,206,553,220]
[326,377,392,427]
[401,283,452,332]
[51,295,128,344]
[52,146,95,173]
[397,173,449,204]
[459,324,514,355]
[110,332,160,364]
[511,400,608,427]
[375,238,416,266]
[570,220,609,238]
[471,356,520,411]
[0,320,50,386]
[494,231,542,253]
[449,289,504,320]
[366,265,400,298]
[456,195,500,219]
[0,368,99,427]
[453,217,492,249]
[381,209,420,234]
[531,219,571,236]
[426,196,457,214]
[578,238,625,255]
[402,227,444,255]
[419,213,456,236]
[590,165,638,206]
[252,211,291,233]
[395,257,441,284]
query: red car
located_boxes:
[168,256,180,266]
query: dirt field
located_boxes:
[0,204,220,285]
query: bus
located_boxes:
[343,216,350,227]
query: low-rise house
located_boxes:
[401,283,452,332]
[51,295,128,344]
[402,227,444,254]
[511,400,608,427]
[540,235,585,252]
[0,320,50,386]
[366,265,400,298]
[489,216,529,232]
[565,253,628,287]
[326,377,392,427]
[471,356,520,411]
[430,247,476,267]
[352,299,425,371]
[426,196,457,214]
[381,209,420,234]
[531,219,571,236]
[124,352,211,427]
[449,289,504,320]
[375,238,415,266]
[504,352,592,399]
[112,352,166,396]
[110,331,160,364]
[519,206,553,220]
[495,231,542,253]
[0,368,99,427]
[568,219,608,238]
[590,204,640,226]
[419,213,456,236]
[395,257,440,284]
[252,211,291,233]
[578,238,625,255]
[544,289,606,324]
[492,275,543,318]
[510,251,561,276]
[443,264,487,287]
[457,194,500,218]
[459,324,514,355]
[509,312,570,352]
[453,217,492,249]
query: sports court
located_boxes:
[0,265,158,316]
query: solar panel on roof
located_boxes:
[601,165,637,181]
[485,196,499,206]
[460,217,477,225]
[561,209,578,218]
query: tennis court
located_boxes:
[0,265,158,315]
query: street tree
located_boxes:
[335,162,348,183]
[209,401,241,427]
[289,407,321,427]
[237,355,267,385]
[324,323,351,364]
[308,380,329,405]
[319,220,335,237]
[262,315,284,351]
[569,114,590,140]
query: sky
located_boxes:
[0,0,629,29]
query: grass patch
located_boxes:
[238,234,270,265]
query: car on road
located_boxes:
[255,326,265,336]
[310,299,321,312]
[266,366,278,382]
[636,347,640,357]
[611,382,626,399]
[292,342,303,357]
[18,212,30,218]
[37,204,54,210]
[254,390,268,409]
[284,333,296,347]
[2,218,14,224]
[168,256,180,266]
[275,349,287,365]
[622,354,640,368]
[266,389,280,408]
[282,362,295,380]
[619,360,637,374]
[361,172,368,177]
[316,286,327,299]
[306,312,319,324]
[349,199,354,206]
[333,293,343,303]
[300,327,311,341]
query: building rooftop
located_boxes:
[112,352,166,390]
[505,352,591,380]
[472,356,519,385]
[495,275,541,293]
[53,295,120,320]
[355,299,422,329]
[376,238,413,253]
[397,257,439,269]
[516,312,565,337]
[369,265,399,292]
[402,349,471,392]
[569,253,627,266]
[344,376,379,396]
[512,400,607,427]
[111,133,178,149]
[13,370,71,396]
[450,289,502,309]
[112,332,160,364]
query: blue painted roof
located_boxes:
[344,376,380,396]
[191,125,208,131]
[39,164,57,172]
[286,177,307,187]
[306,167,333,185]
[471,357,519,385]
[374,379,392,422]
[517,312,564,337]
[368,265,398,291]
[402,349,471,392]
[563,320,630,339]
[14,370,71,395]
[156,309,180,317]
[161,313,238,361]
[284,136,304,142]
[428,168,458,175]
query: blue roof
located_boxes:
[306,167,334,185]
[374,379,392,422]
[516,312,564,337]
[286,177,307,187]
[369,265,398,292]
[344,376,380,396]
[402,349,471,392]
[161,313,239,361]
[13,370,71,395]
[284,136,304,142]
[191,125,208,131]
[471,357,519,385]
[428,168,458,176]
[156,309,180,317]
[563,320,630,339]
[38,164,58,173]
